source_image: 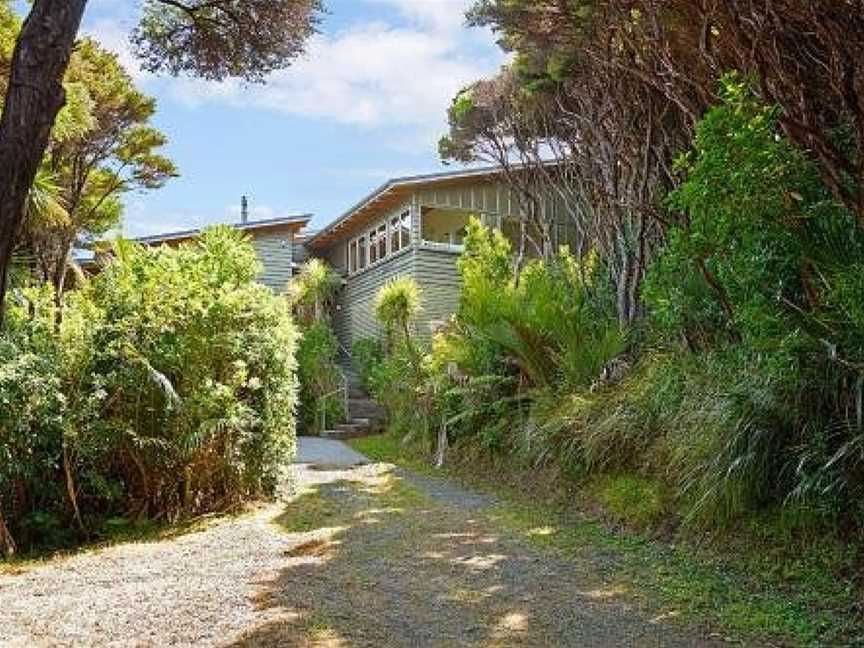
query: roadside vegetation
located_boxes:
[0,227,297,557]
[0,0,318,559]
[289,259,345,434]
[345,2,864,644]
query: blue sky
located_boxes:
[76,0,506,236]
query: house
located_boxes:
[134,212,311,292]
[304,166,573,353]
[119,166,572,352]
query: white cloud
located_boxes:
[366,0,474,34]
[84,1,503,151]
[166,21,499,128]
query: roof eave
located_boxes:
[306,165,507,249]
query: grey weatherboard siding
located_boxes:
[330,245,462,352]
[251,230,295,292]
[307,166,572,353]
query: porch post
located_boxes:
[411,192,422,246]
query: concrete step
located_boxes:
[348,398,386,420]
[321,418,375,440]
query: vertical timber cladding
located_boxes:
[415,180,523,220]
[251,229,296,293]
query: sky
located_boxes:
[74,0,506,237]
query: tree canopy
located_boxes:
[0,0,323,320]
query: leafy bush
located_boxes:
[0,226,298,555]
[296,321,345,434]
[288,258,341,325]
[640,77,864,526]
[352,337,383,391]
[374,276,422,349]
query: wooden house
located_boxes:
[305,166,572,352]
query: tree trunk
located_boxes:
[435,421,448,469]
[63,441,85,533]
[0,498,16,558]
[0,0,88,323]
[51,235,72,330]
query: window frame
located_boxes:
[348,239,358,273]
[346,205,413,276]
[390,215,401,254]
[369,228,378,264]
[377,222,387,260]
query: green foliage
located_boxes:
[0,227,298,554]
[589,474,670,528]
[366,342,429,441]
[351,337,384,391]
[288,258,341,325]
[132,0,322,83]
[640,77,864,526]
[374,276,422,345]
[296,321,345,434]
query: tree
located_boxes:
[375,276,422,355]
[33,39,176,318]
[0,0,322,321]
[443,1,690,325]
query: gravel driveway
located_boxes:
[0,437,721,647]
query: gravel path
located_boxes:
[0,438,722,647]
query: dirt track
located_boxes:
[0,438,720,647]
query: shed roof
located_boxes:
[135,214,312,246]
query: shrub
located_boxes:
[640,77,864,527]
[0,226,299,555]
[288,258,341,325]
[352,337,384,391]
[296,321,345,434]
[374,276,422,349]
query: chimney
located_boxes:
[241,195,249,224]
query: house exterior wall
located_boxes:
[413,246,462,337]
[314,174,571,353]
[250,229,295,293]
[329,246,463,352]
[331,247,415,352]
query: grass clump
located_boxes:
[355,432,863,646]
[588,474,670,529]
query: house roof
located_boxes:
[306,165,508,250]
[135,214,313,246]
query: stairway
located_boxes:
[320,364,386,441]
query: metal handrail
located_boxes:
[319,369,349,432]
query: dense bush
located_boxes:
[362,278,428,441]
[640,78,864,526]
[352,337,384,391]
[364,81,864,536]
[289,259,345,434]
[295,321,344,434]
[0,227,298,555]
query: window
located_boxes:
[390,216,401,253]
[399,210,411,248]
[369,229,378,264]
[349,240,358,273]
[347,208,412,275]
[377,223,387,260]
[358,235,367,269]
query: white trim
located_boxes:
[346,202,412,277]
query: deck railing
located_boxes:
[419,240,465,253]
